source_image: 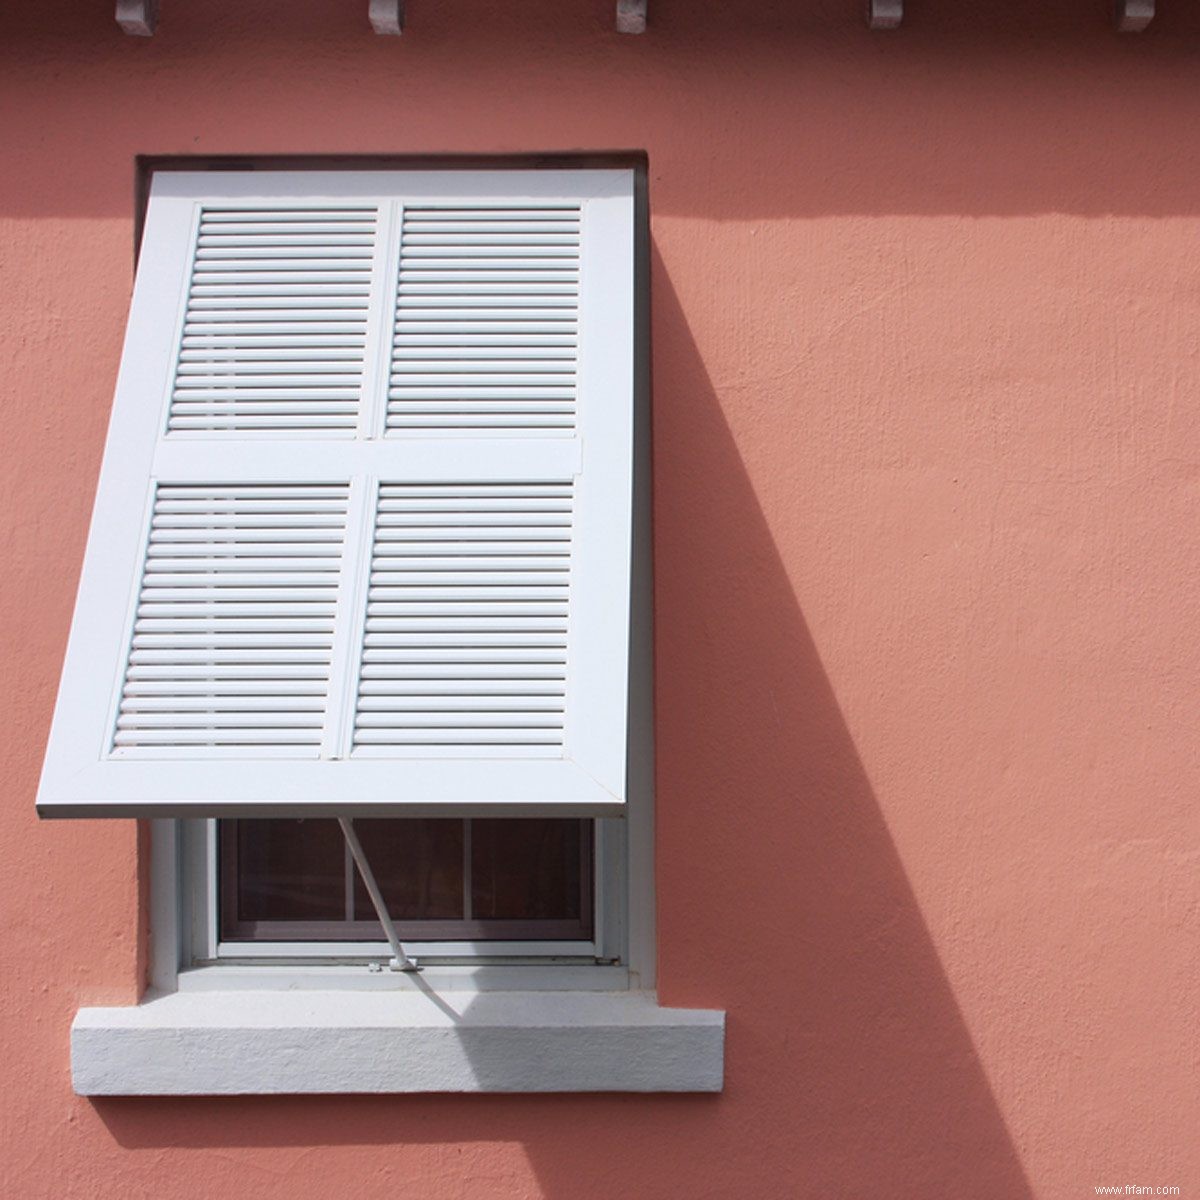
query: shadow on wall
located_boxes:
[90,256,1036,1200]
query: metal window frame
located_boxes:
[160,816,625,969]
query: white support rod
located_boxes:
[115,0,158,36]
[616,0,647,34]
[867,0,903,30]
[369,0,404,35]
[338,817,419,971]
[1114,0,1154,31]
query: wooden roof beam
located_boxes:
[114,1,1153,40]
[369,0,404,34]
[617,0,647,34]
[1115,0,1154,31]
[868,0,903,30]
[115,0,158,35]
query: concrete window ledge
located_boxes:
[72,990,725,1095]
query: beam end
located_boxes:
[617,0,647,34]
[1115,0,1154,32]
[867,0,903,30]
[370,0,404,36]
[116,0,159,36]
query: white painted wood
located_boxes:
[42,759,624,815]
[199,819,220,960]
[36,169,636,819]
[369,0,403,34]
[564,187,635,804]
[867,0,903,30]
[1114,0,1154,31]
[72,991,724,1094]
[148,820,181,993]
[616,0,647,34]
[116,0,158,35]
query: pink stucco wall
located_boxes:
[2,0,1197,1195]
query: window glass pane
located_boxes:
[219,817,592,941]
[353,819,463,921]
[233,818,344,922]
[471,819,586,921]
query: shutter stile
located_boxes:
[170,207,377,436]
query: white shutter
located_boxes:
[36,169,635,818]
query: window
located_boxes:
[180,811,628,966]
[45,162,724,1093]
[219,817,594,944]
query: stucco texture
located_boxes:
[1,0,1197,1196]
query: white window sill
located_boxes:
[72,989,725,1095]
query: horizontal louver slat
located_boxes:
[112,485,349,754]
[352,483,572,754]
[388,207,581,434]
[168,208,377,436]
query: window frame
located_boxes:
[148,796,649,990]
[185,814,625,964]
[216,816,598,945]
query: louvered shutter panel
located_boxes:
[389,206,581,432]
[353,481,575,754]
[36,170,635,818]
[115,484,350,753]
[172,207,377,434]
